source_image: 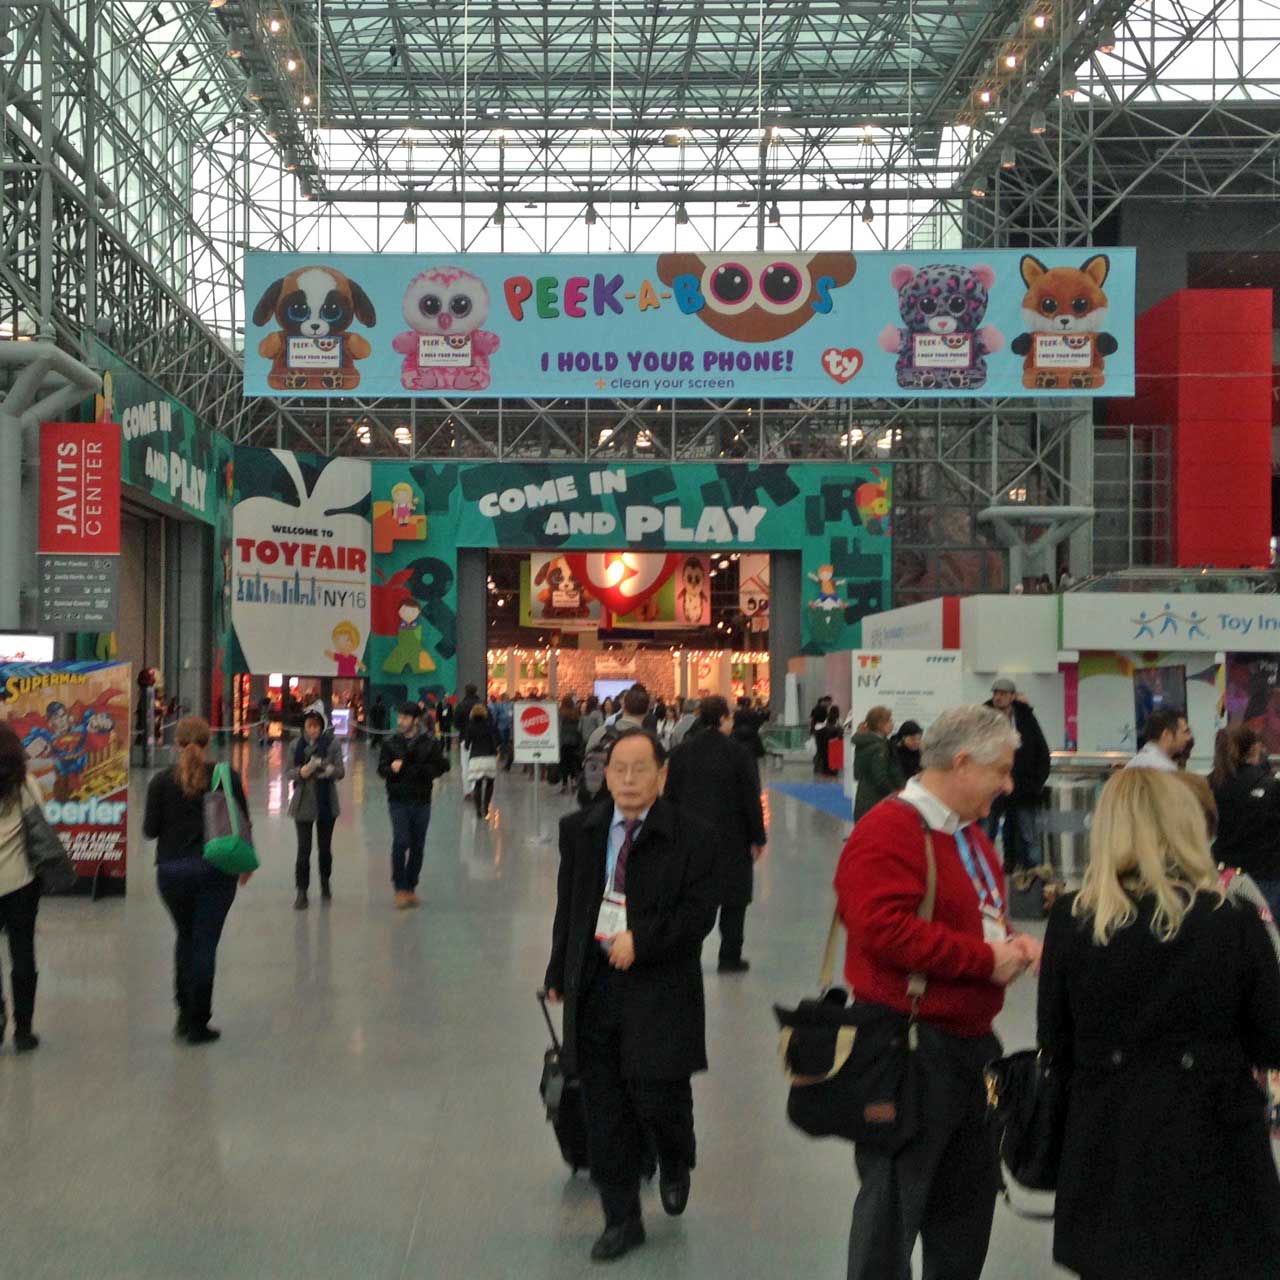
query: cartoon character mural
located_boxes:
[372,478,427,555]
[855,468,891,537]
[253,266,377,391]
[325,621,368,676]
[1010,254,1117,390]
[23,699,117,801]
[372,568,437,675]
[878,263,1004,390]
[656,252,856,343]
[676,556,709,626]
[393,266,501,391]
[807,563,850,645]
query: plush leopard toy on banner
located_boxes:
[878,262,1004,391]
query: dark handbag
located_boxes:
[1007,867,1066,922]
[774,822,936,1153]
[22,790,78,894]
[984,1048,1067,1205]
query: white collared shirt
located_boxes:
[898,776,963,835]
[1125,742,1178,773]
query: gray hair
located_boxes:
[920,704,1021,771]
[682,698,699,714]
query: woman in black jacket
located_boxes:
[889,719,923,782]
[142,717,250,1045]
[558,696,584,795]
[1211,724,1280,920]
[462,703,500,819]
[1038,767,1280,1280]
[288,711,345,910]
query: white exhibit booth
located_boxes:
[846,592,1280,773]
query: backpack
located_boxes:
[577,724,621,806]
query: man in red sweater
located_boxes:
[835,704,1042,1280]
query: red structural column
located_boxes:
[1114,288,1272,567]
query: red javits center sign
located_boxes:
[39,423,122,555]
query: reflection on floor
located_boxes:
[3,740,1067,1279]
[769,780,853,822]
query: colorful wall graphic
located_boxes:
[229,457,891,699]
[230,449,372,678]
[0,661,131,889]
[1225,654,1280,755]
[243,250,1136,401]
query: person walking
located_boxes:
[256,694,273,747]
[557,696,585,794]
[288,710,345,910]
[1126,706,1191,772]
[580,695,604,747]
[836,705,1039,1280]
[578,686,651,808]
[665,696,767,975]
[1211,724,1280,921]
[0,724,44,1051]
[809,694,833,736]
[492,693,514,770]
[544,729,718,1262]
[142,716,250,1045]
[462,703,500,819]
[671,697,699,748]
[657,704,679,753]
[813,704,844,778]
[731,695,767,761]
[983,677,1051,872]
[378,703,450,908]
[890,719,924,782]
[1038,766,1280,1280]
[455,684,481,798]
[851,706,904,819]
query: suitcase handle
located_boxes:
[535,987,562,1054]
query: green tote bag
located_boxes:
[202,762,259,876]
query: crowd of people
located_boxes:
[5,672,1280,1280]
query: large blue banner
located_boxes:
[243,249,1135,401]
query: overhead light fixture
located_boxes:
[970,175,988,199]
[1097,26,1117,54]
[492,203,504,225]
[151,4,167,28]
[282,147,300,171]
[265,115,282,137]
[1004,52,1018,69]
[1000,145,1017,170]
[402,202,417,225]
[977,89,993,106]
[227,34,246,58]
[267,16,283,33]
[767,200,781,225]
[285,56,300,73]
[674,202,689,225]
[301,93,313,107]
[210,0,228,7]
[860,199,874,224]
[584,202,598,225]
[1060,71,1079,98]
[244,75,265,100]
[1029,108,1048,135]
[299,179,315,200]
[1032,12,1048,30]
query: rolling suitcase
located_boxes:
[537,989,591,1173]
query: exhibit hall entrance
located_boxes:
[482,548,771,705]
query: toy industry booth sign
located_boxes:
[242,250,1136,401]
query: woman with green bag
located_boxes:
[143,717,251,1046]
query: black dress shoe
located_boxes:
[659,1167,691,1216]
[717,958,750,974]
[320,882,332,902]
[590,1217,645,1262]
[13,1031,39,1054]
[186,1026,222,1046]
[294,890,309,910]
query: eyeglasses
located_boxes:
[606,762,659,781]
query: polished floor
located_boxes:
[4,741,1068,1279]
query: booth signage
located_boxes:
[38,555,120,631]
[1061,593,1280,654]
[513,699,560,764]
[243,249,1136,401]
[0,660,130,890]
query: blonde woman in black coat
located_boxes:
[1038,767,1280,1279]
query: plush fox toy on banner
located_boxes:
[1011,254,1118,391]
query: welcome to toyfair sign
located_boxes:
[242,249,1135,401]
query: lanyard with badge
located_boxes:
[954,826,1009,944]
[595,826,632,943]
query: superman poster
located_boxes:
[0,661,130,891]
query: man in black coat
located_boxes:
[377,703,450,908]
[544,729,718,1263]
[983,676,1051,872]
[666,695,767,974]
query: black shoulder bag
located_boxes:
[774,820,936,1155]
